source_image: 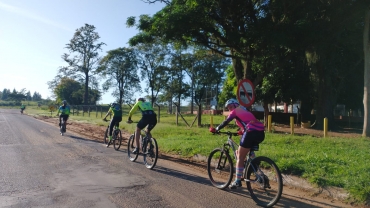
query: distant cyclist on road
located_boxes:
[56,100,70,130]
[102,103,122,147]
[127,98,157,154]
[209,98,265,189]
[20,104,26,114]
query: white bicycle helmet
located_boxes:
[224,98,239,108]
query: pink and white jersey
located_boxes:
[226,106,265,132]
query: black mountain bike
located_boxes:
[208,131,283,207]
[127,129,158,169]
[103,119,122,151]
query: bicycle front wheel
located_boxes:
[60,121,65,136]
[113,130,122,151]
[103,127,109,144]
[207,148,233,189]
[245,156,283,207]
[143,137,158,169]
[127,134,138,162]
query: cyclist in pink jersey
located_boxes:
[210,98,265,189]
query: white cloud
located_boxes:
[0,2,73,32]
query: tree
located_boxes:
[60,24,105,105]
[7,88,26,103]
[363,7,370,137]
[32,92,42,101]
[218,66,237,106]
[54,77,84,104]
[26,91,32,101]
[1,88,10,100]
[135,42,171,104]
[53,77,101,105]
[98,47,140,105]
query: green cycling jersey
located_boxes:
[128,101,154,117]
[107,105,122,117]
[57,105,70,115]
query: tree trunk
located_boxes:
[363,8,370,137]
[84,74,89,106]
[197,103,202,127]
[231,50,244,81]
[263,101,269,127]
[314,61,336,130]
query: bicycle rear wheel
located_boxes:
[245,156,283,207]
[207,148,233,189]
[127,134,138,161]
[143,137,158,169]
[113,130,122,151]
[103,127,109,144]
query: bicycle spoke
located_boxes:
[207,148,233,189]
[113,130,122,151]
[127,135,138,162]
[144,138,158,169]
[245,156,283,207]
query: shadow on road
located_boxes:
[152,155,347,208]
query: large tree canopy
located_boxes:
[60,24,105,105]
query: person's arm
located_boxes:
[103,108,112,120]
[215,111,236,131]
[128,102,140,120]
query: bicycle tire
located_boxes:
[143,137,158,169]
[103,127,109,144]
[127,134,138,161]
[245,156,283,207]
[207,148,233,189]
[113,130,122,151]
[60,120,65,136]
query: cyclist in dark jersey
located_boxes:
[56,100,70,130]
[103,103,123,147]
[127,98,157,154]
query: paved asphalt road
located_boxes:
[0,109,348,208]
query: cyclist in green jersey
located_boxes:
[56,100,70,130]
[103,103,123,147]
[127,98,157,154]
[20,104,25,113]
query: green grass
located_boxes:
[19,106,370,204]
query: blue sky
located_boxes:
[0,0,164,104]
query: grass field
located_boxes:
[14,106,370,204]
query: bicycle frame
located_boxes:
[219,132,257,175]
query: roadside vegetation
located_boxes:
[16,105,370,205]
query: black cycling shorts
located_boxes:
[60,114,69,121]
[137,114,157,131]
[240,130,265,149]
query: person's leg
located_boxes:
[59,116,62,127]
[135,127,141,148]
[109,118,114,137]
[64,115,69,130]
[230,131,251,189]
[229,146,250,188]
[145,115,157,138]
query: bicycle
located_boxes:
[103,119,122,151]
[127,126,158,169]
[60,117,67,136]
[207,131,283,207]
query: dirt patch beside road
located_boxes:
[33,115,366,208]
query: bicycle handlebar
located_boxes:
[212,131,239,137]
